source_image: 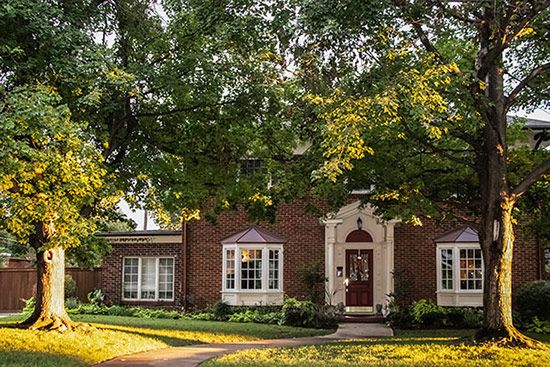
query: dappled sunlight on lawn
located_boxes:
[203,336,550,367]
[0,324,168,365]
[0,314,329,367]
[0,319,260,366]
[94,322,259,344]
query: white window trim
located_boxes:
[436,243,484,294]
[122,256,175,302]
[222,244,284,294]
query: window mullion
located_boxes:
[222,250,226,291]
[262,246,268,291]
[236,246,241,291]
[137,258,142,301]
[155,258,160,301]
[454,248,459,291]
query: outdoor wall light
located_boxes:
[356,217,363,230]
[336,266,343,277]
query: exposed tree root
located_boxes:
[19,313,94,333]
[474,327,547,349]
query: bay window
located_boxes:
[437,245,483,292]
[122,257,174,301]
[223,245,283,292]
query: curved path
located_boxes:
[96,323,393,367]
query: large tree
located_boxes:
[0,0,295,329]
[291,0,550,345]
[0,85,116,330]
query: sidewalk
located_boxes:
[96,323,393,367]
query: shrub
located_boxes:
[314,305,339,329]
[187,312,216,321]
[72,303,184,319]
[228,310,258,323]
[212,301,231,321]
[526,317,550,334]
[87,289,105,305]
[281,297,338,328]
[65,297,80,310]
[298,262,326,303]
[460,308,483,328]
[21,297,35,315]
[282,297,317,327]
[64,275,78,299]
[516,280,550,321]
[386,306,414,329]
[386,299,482,329]
[411,299,446,328]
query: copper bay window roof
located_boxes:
[220,225,287,244]
[434,226,479,243]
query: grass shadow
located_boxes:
[0,349,86,367]
[94,323,199,347]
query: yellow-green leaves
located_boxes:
[308,58,456,182]
[0,84,117,250]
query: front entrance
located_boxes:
[345,249,373,309]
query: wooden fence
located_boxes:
[0,268,102,311]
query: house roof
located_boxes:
[96,230,182,237]
[509,116,550,130]
[220,226,287,244]
[434,226,479,243]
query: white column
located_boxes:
[384,221,398,303]
[323,219,342,305]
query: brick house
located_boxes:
[98,198,544,312]
[99,118,548,312]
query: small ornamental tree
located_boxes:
[0,85,117,331]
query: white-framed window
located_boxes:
[222,244,283,292]
[122,257,175,301]
[459,248,483,290]
[440,248,453,290]
[437,244,483,292]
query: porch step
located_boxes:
[339,314,385,324]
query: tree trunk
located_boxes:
[473,47,542,347]
[21,236,75,331]
[476,198,541,347]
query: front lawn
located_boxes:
[202,329,550,367]
[0,314,330,367]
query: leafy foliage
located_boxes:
[298,261,326,303]
[526,317,550,334]
[64,275,77,300]
[386,299,482,329]
[516,281,550,322]
[0,85,117,250]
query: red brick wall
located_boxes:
[186,200,328,308]
[100,202,542,309]
[394,219,542,304]
[102,241,183,307]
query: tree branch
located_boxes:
[393,0,449,64]
[134,100,235,118]
[400,120,476,168]
[505,62,550,110]
[433,0,479,24]
[512,158,550,196]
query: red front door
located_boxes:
[345,249,373,307]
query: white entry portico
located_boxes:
[323,201,398,312]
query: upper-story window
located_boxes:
[240,159,263,175]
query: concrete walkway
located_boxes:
[96,323,393,367]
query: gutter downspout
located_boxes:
[181,220,188,310]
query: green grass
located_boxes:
[0,313,330,367]
[202,329,550,367]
